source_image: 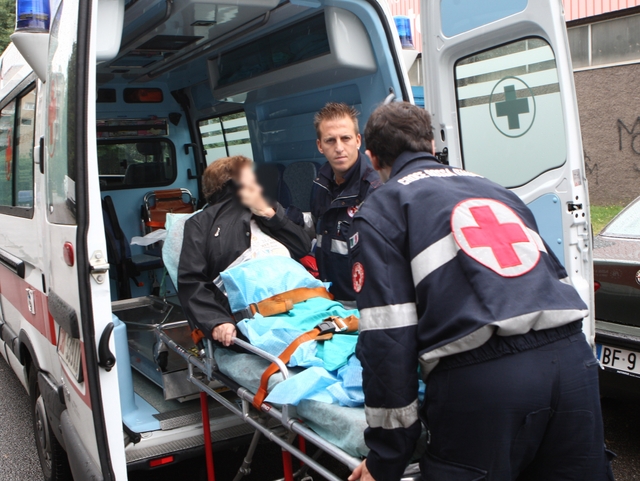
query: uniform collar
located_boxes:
[316,151,374,198]
[390,151,440,179]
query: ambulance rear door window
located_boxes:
[454,38,566,188]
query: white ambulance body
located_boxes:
[0,0,593,480]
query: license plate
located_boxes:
[596,343,640,379]
[57,327,83,383]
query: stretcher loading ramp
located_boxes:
[157,320,422,481]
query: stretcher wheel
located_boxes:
[30,365,72,481]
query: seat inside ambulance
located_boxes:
[94,0,408,444]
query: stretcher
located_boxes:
[156,321,423,481]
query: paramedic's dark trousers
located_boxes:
[420,331,614,481]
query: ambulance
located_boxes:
[0,0,593,479]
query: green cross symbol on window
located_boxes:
[495,85,529,130]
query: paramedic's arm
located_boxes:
[352,218,421,481]
[178,215,236,342]
[255,203,311,259]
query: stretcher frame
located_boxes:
[156,320,422,481]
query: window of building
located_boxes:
[0,87,36,217]
[199,111,252,165]
[97,139,176,190]
[567,13,640,69]
[567,25,589,69]
[592,14,640,65]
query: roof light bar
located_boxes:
[15,0,51,33]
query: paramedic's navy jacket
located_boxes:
[177,184,310,340]
[311,151,379,301]
[352,152,588,480]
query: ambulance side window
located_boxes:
[455,38,567,189]
[199,111,252,165]
[0,88,36,216]
[15,90,36,208]
[0,101,17,208]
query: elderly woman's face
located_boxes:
[238,165,259,190]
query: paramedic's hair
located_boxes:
[364,102,434,168]
[202,155,252,203]
[314,102,360,139]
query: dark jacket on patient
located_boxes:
[177,184,311,339]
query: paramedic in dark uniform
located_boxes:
[348,103,613,481]
[178,156,310,346]
[311,102,380,304]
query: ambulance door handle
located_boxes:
[98,322,115,372]
[38,136,44,174]
[436,147,449,165]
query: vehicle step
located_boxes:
[125,423,255,463]
[154,404,232,431]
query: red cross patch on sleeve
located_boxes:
[352,262,365,293]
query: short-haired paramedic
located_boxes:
[311,102,380,304]
[349,102,613,481]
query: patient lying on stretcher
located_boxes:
[170,155,364,407]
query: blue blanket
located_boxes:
[220,256,364,406]
[236,297,364,406]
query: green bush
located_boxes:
[0,0,15,54]
[591,205,624,234]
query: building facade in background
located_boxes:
[387,0,640,205]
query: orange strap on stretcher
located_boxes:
[252,315,358,409]
[242,286,334,319]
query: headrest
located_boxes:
[136,142,163,158]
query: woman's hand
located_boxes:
[239,182,275,218]
[212,323,236,346]
[238,168,275,218]
[349,460,376,481]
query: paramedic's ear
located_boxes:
[366,149,380,170]
[366,149,391,183]
[431,139,436,155]
[317,137,323,155]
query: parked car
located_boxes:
[594,196,640,396]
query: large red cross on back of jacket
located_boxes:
[461,205,529,269]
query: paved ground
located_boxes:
[1,353,638,481]
[0,356,42,480]
[602,396,640,481]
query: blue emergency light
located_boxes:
[15,0,51,32]
[394,16,414,49]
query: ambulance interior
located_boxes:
[94,0,407,466]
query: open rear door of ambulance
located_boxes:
[45,0,126,479]
[421,0,594,343]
